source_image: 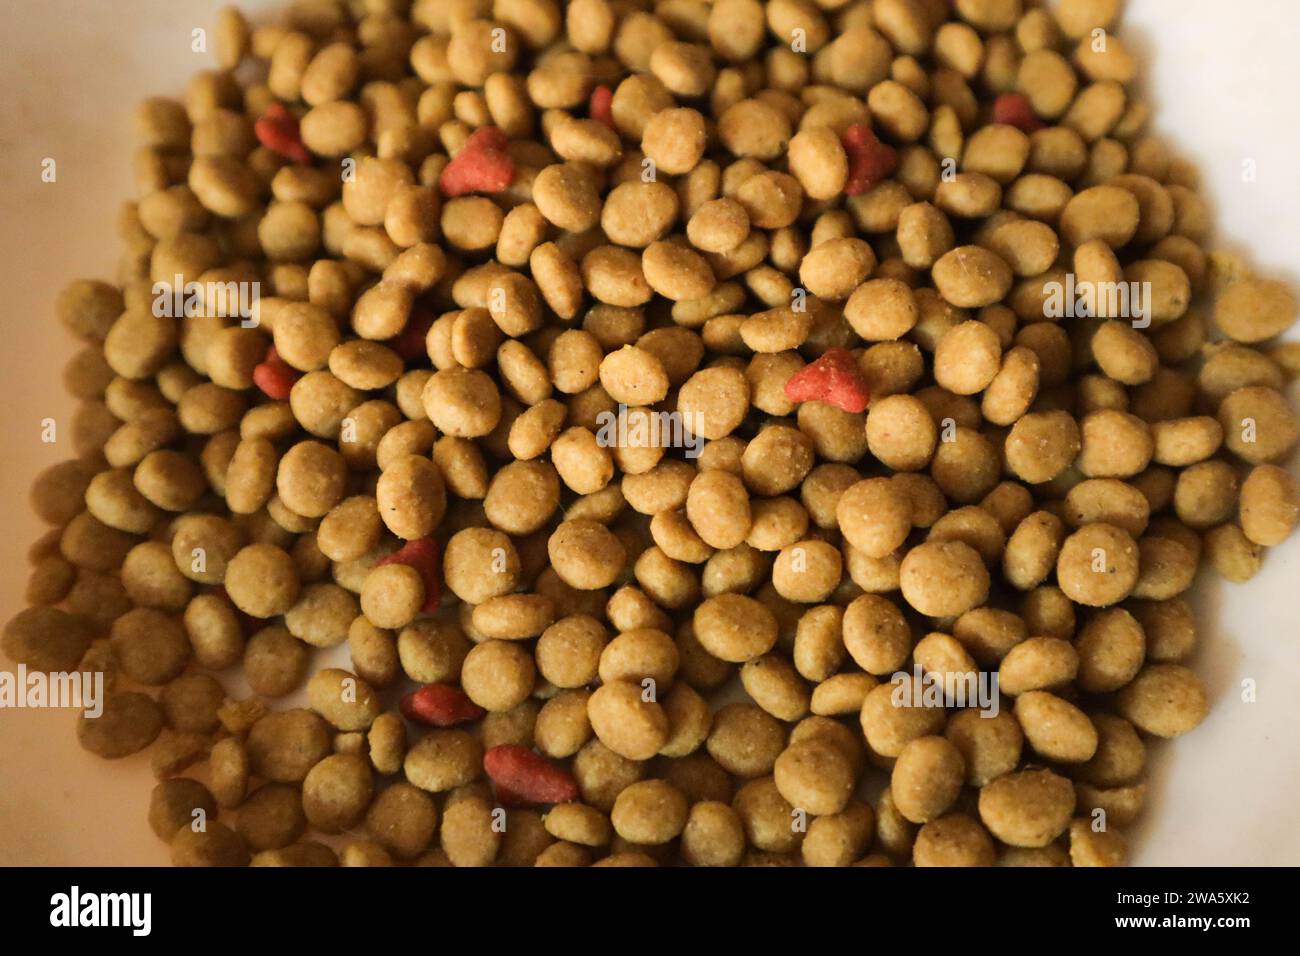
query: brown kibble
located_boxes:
[912,814,996,867]
[979,769,1076,848]
[890,737,966,824]
[1014,691,1099,763]
[1240,465,1300,546]
[225,544,301,619]
[171,822,250,867]
[1116,664,1209,738]
[774,737,855,817]
[246,709,332,783]
[837,478,912,559]
[1214,279,1297,343]
[78,692,163,759]
[932,247,1013,309]
[1056,523,1140,607]
[693,593,778,663]
[588,680,669,760]
[900,541,990,618]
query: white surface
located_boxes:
[0,0,1297,866]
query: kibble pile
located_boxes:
[6,0,1300,867]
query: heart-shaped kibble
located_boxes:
[783,346,871,414]
[841,123,899,196]
[438,126,515,197]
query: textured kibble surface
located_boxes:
[7,0,1299,869]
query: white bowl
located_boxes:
[0,0,1296,865]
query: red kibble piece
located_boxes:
[254,102,312,164]
[784,346,871,414]
[252,345,301,401]
[439,125,515,197]
[589,85,615,129]
[483,744,579,806]
[841,124,899,196]
[388,304,434,361]
[375,537,442,613]
[400,684,486,727]
[993,93,1045,133]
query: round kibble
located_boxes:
[900,542,990,618]
[978,769,1076,848]
[693,594,778,663]
[1056,523,1140,607]
[1116,664,1209,738]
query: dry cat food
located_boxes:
[6,0,1300,869]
